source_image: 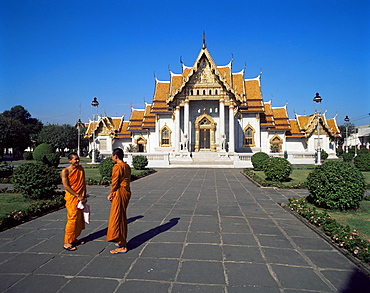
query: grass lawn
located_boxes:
[0,192,32,219]
[306,200,370,242]
[251,169,370,187]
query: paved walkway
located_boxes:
[0,169,369,292]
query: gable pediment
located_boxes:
[167,48,243,106]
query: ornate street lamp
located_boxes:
[313,93,322,165]
[344,115,350,153]
[75,118,85,156]
[91,97,99,163]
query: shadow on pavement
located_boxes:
[342,268,370,292]
[81,215,144,243]
[127,217,180,250]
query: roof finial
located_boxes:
[202,31,206,49]
[231,53,234,63]
[180,56,183,64]
[243,62,246,70]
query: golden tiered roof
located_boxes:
[151,81,171,114]
[260,102,275,128]
[127,109,145,131]
[293,113,341,138]
[85,116,131,139]
[142,104,156,129]
[286,120,305,138]
[272,107,291,130]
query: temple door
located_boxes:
[200,128,210,149]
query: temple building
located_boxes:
[86,42,340,167]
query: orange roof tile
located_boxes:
[142,104,156,128]
[286,120,305,137]
[170,74,183,95]
[242,79,264,113]
[151,81,171,114]
[128,109,145,131]
[217,67,231,85]
[260,102,274,128]
[115,121,131,139]
[232,73,244,97]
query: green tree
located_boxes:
[337,123,356,146]
[0,105,43,147]
[37,124,78,152]
[0,116,31,155]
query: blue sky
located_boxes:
[1,0,369,126]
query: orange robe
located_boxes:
[64,165,86,244]
[106,161,131,246]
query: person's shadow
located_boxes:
[127,218,180,250]
[81,215,143,243]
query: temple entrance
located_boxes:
[200,128,210,149]
[194,112,216,152]
[135,136,146,153]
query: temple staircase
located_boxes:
[170,151,234,168]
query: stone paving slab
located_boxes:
[1,169,370,292]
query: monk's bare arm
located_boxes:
[62,168,81,198]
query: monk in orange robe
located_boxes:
[61,153,87,251]
[106,148,131,254]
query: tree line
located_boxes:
[0,105,88,159]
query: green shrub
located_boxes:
[358,148,369,155]
[126,144,138,153]
[354,152,370,171]
[99,157,115,180]
[251,152,269,171]
[342,152,354,162]
[320,149,328,160]
[336,148,344,158]
[263,157,292,182]
[33,143,54,162]
[12,163,61,200]
[306,161,366,210]
[23,151,33,160]
[45,152,60,167]
[132,155,148,170]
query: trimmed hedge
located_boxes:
[99,157,115,180]
[23,151,33,160]
[263,157,292,182]
[306,161,366,210]
[354,149,370,171]
[132,155,148,170]
[33,143,54,161]
[251,152,269,171]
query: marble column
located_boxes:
[229,104,235,152]
[219,98,225,150]
[174,105,180,152]
[184,99,189,150]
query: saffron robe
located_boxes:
[106,161,131,246]
[64,165,86,244]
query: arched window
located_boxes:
[270,135,282,153]
[209,89,212,95]
[215,90,218,95]
[203,90,206,95]
[243,125,255,147]
[160,126,171,147]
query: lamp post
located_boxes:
[313,93,322,165]
[75,119,85,156]
[91,97,99,163]
[344,115,350,153]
